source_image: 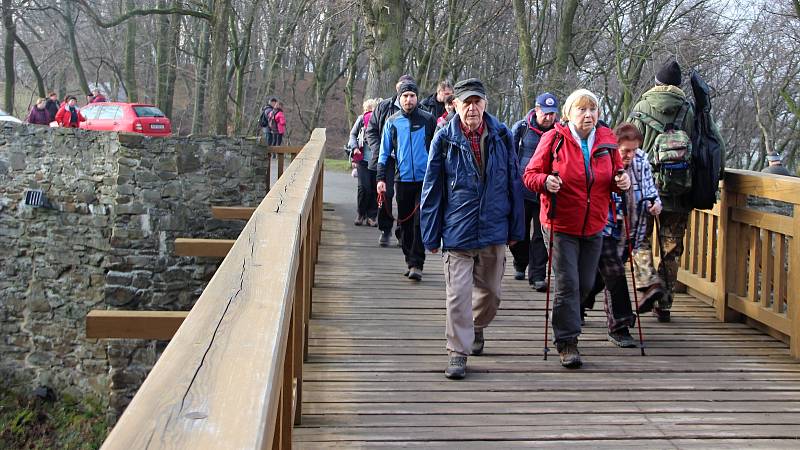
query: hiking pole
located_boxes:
[617,169,646,356]
[543,170,559,360]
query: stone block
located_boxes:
[105,286,138,307]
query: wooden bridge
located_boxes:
[93,129,800,448]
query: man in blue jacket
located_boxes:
[377,80,436,281]
[420,78,525,379]
[510,92,559,291]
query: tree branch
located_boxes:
[75,0,210,27]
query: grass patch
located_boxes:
[325,158,353,172]
[0,387,109,450]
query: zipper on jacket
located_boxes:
[580,145,597,237]
[409,113,416,182]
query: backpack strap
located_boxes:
[550,134,564,167]
[672,101,690,131]
[629,111,665,133]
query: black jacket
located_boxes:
[366,95,400,170]
[45,99,59,122]
[419,93,445,120]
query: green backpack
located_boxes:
[633,103,692,196]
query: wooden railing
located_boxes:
[100,129,325,449]
[678,169,800,357]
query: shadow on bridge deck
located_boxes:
[294,169,800,448]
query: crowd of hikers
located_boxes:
[345,59,727,379]
[25,88,109,128]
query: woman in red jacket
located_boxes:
[54,95,86,128]
[523,89,630,368]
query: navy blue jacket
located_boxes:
[377,107,435,182]
[420,113,525,251]
[511,109,552,202]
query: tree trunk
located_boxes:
[208,0,232,135]
[164,4,181,117]
[3,0,16,113]
[364,0,407,98]
[552,0,579,96]
[191,14,211,135]
[14,34,45,98]
[344,20,359,126]
[512,0,535,112]
[64,0,90,95]
[124,0,138,102]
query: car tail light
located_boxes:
[134,120,143,132]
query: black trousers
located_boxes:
[509,199,547,283]
[377,159,397,233]
[395,181,425,270]
[357,162,378,219]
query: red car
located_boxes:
[80,102,172,137]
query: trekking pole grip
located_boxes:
[548,170,559,221]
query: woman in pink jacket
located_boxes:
[272,101,287,145]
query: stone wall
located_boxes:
[0,123,267,417]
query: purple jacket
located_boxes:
[26,107,51,125]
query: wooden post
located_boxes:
[293,242,306,425]
[790,204,800,358]
[266,148,273,193]
[717,185,743,322]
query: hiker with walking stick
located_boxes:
[523,89,629,368]
[582,123,663,349]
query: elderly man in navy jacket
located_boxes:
[420,78,525,379]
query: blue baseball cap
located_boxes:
[535,93,559,114]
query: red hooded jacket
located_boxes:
[523,122,622,237]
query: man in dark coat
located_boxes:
[509,92,559,291]
[419,81,454,121]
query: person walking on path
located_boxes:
[523,88,630,368]
[54,96,86,128]
[421,78,524,379]
[510,92,559,291]
[377,80,436,281]
[367,75,416,247]
[45,92,60,122]
[628,59,695,323]
[347,98,380,226]
[26,98,51,125]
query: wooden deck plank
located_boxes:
[295,191,800,447]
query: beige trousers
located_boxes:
[444,244,506,356]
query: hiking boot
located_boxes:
[636,284,664,314]
[557,342,582,369]
[366,218,378,227]
[378,229,391,247]
[514,270,525,280]
[654,308,671,323]
[608,328,637,348]
[408,267,423,281]
[471,329,485,356]
[532,280,547,292]
[354,216,365,226]
[444,355,467,379]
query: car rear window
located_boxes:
[133,106,166,118]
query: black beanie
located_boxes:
[397,80,419,95]
[655,60,682,87]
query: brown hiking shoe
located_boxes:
[471,329,485,356]
[557,341,582,369]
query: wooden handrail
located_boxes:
[100,129,326,449]
[677,169,800,357]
